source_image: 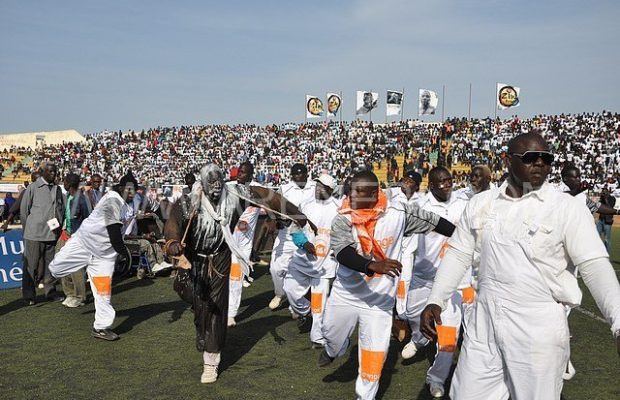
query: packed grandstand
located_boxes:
[1,111,619,195]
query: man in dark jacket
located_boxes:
[597,187,616,252]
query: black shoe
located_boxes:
[91,328,120,341]
[46,294,65,302]
[297,314,312,333]
[318,349,335,367]
[24,299,36,306]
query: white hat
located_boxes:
[316,174,337,190]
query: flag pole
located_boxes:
[494,82,498,121]
[369,89,372,123]
[400,87,405,123]
[304,95,307,125]
[441,85,445,123]
[468,83,472,121]
[339,91,343,125]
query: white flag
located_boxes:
[326,93,342,118]
[386,90,403,116]
[306,95,324,118]
[496,83,520,110]
[356,91,378,115]
[418,89,438,116]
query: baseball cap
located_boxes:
[291,163,307,175]
[403,170,422,185]
[316,174,337,190]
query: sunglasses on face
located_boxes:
[510,151,554,165]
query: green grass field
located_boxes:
[1,230,619,400]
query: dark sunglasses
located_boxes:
[510,151,554,165]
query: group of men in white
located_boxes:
[46,130,620,400]
[224,132,620,400]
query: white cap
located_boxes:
[316,174,337,190]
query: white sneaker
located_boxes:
[563,359,576,380]
[401,341,418,359]
[242,280,251,288]
[227,317,236,327]
[429,382,445,398]
[269,295,283,310]
[200,364,218,384]
[37,283,44,289]
[66,297,85,308]
[62,296,73,306]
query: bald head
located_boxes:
[507,132,548,154]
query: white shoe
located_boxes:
[429,382,445,398]
[61,296,73,306]
[37,283,44,289]
[66,297,85,308]
[200,364,218,384]
[401,341,418,359]
[152,261,173,273]
[563,359,576,380]
[242,280,251,288]
[227,317,236,327]
[269,295,283,310]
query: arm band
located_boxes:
[106,223,126,255]
[433,217,455,237]
[336,246,374,276]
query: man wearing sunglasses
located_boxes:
[421,132,620,399]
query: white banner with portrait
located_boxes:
[418,89,438,116]
[496,83,520,110]
[386,90,403,116]
[356,91,378,115]
[306,95,324,118]
[326,93,342,118]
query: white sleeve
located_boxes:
[426,247,472,310]
[426,203,476,310]
[578,257,620,334]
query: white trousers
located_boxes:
[450,298,569,400]
[322,300,392,400]
[283,267,330,344]
[49,237,116,330]
[405,282,473,385]
[395,252,414,319]
[228,254,244,318]
[269,247,293,297]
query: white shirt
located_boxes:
[73,191,126,260]
[430,182,609,307]
[288,196,341,278]
[387,188,421,258]
[273,181,317,253]
[414,191,469,286]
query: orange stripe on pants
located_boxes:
[462,287,476,304]
[397,280,406,300]
[92,276,112,297]
[360,349,385,382]
[311,292,323,314]
[437,325,457,353]
[230,263,241,281]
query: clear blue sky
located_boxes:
[1,0,618,134]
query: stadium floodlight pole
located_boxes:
[441,85,445,123]
[468,83,472,121]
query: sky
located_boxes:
[1,0,619,134]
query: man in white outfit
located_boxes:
[283,174,341,348]
[421,133,620,400]
[49,172,136,341]
[269,163,316,310]
[389,170,422,321]
[401,166,470,398]
[318,170,456,400]
[228,162,263,327]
